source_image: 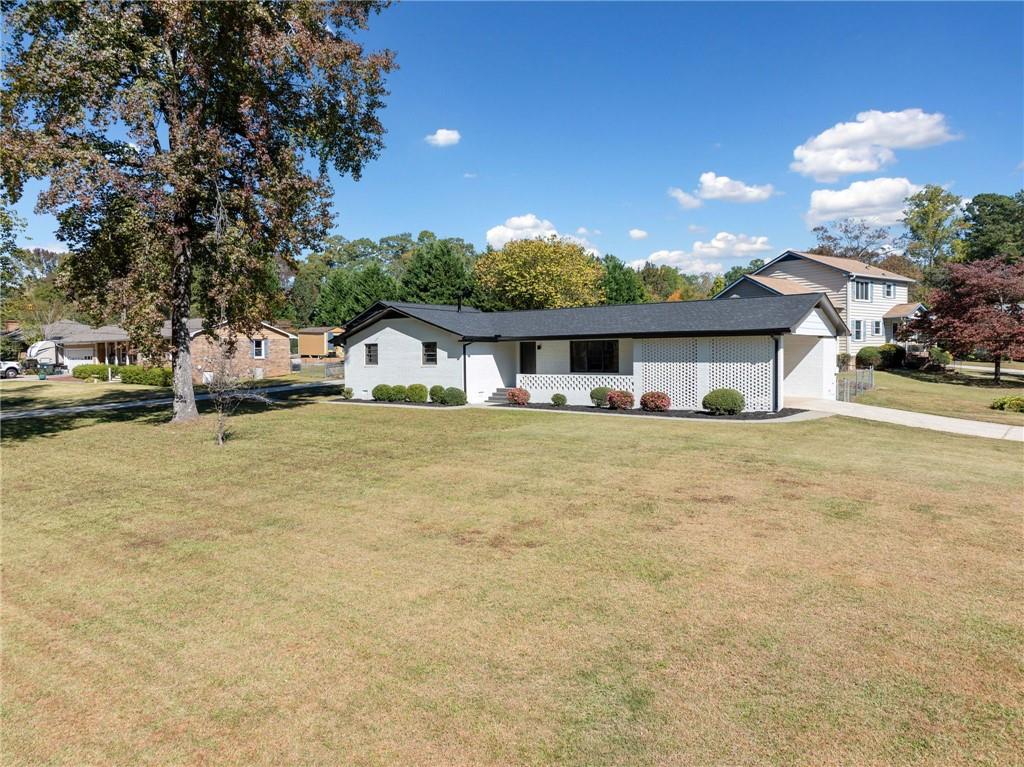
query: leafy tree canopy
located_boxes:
[473,237,604,310]
[600,255,647,305]
[399,240,470,305]
[809,219,892,263]
[962,192,1024,263]
[901,184,966,272]
[721,258,765,288]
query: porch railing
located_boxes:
[516,373,634,394]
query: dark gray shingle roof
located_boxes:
[344,294,843,341]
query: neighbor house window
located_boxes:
[884,283,895,298]
[422,342,437,366]
[252,339,267,359]
[853,320,864,341]
[872,320,882,336]
[365,343,378,365]
[570,340,618,373]
[854,280,870,301]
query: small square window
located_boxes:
[365,343,378,365]
[854,280,870,301]
[422,342,437,366]
[252,339,267,359]
[872,320,882,335]
[853,320,864,341]
[884,283,894,298]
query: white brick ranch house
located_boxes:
[714,250,922,356]
[341,292,848,411]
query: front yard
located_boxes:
[2,402,1020,766]
[854,369,1024,426]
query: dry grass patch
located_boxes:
[854,370,1024,426]
[2,404,1022,765]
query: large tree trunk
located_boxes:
[993,358,1002,384]
[170,230,199,422]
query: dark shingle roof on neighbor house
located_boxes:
[343,293,847,341]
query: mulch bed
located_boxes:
[496,403,806,420]
[331,399,455,408]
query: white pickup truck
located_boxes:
[0,360,21,378]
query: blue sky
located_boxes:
[13,1,1024,275]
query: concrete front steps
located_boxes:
[483,387,511,405]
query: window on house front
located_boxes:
[570,340,619,373]
[252,339,267,359]
[853,320,864,341]
[872,320,882,336]
[884,283,894,298]
[854,280,870,301]
[422,342,437,366]
[365,343,378,365]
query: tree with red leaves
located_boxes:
[910,259,1024,382]
[2,1,395,421]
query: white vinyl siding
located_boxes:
[760,257,849,310]
[846,280,910,353]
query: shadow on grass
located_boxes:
[0,387,336,445]
[885,368,1024,390]
[0,382,172,411]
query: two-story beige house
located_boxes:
[714,250,922,357]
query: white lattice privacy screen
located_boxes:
[516,373,634,392]
[636,336,774,411]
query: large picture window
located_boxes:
[570,340,619,373]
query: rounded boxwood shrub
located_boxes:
[390,384,408,402]
[340,386,354,400]
[877,343,905,370]
[856,346,882,368]
[119,365,172,386]
[590,386,612,407]
[702,388,744,415]
[429,384,445,403]
[551,393,567,407]
[606,389,634,410]
[991,395,1024,412]
[407,383,428,403]
[640,391,671,411]
[442,386,466,406]
[506,387,530,406]
[371,383,393,401]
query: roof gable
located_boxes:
[764,250,915,283]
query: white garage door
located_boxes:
[63,346,96,370]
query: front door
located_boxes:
[519,341,536,374]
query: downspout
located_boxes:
[462,341,472,393]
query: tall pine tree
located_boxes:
[400,240,470,304]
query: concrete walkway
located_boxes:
[787,397,1024,442]
[0,380,340,421]
[952,364,1024,377]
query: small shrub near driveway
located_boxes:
[551,393,567,407]
[991,395,1024,412]
[119,365,173,386]
[371,384,393,401]
[856,346,881,368]
[702,388,744,415]
[429,385,445,403]
[506,387,530,406]
[877,343,905,370]
[606,389,634,410]
[590,386,612,407]
[442,387,467,406]
[640,391,671,411]
[407,384,428,403]
[390,384,408,402]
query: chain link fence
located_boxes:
[836,366,874,402]
[292,360,344,380]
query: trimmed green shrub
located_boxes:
[991,395,1024,413]
[407,384,428,403]
[929,346,953,367]
[340,386,354,400]
[72,363,116,380]
[606,389,634,410]
[877,343,906,370]
[590,386,612,407]
[856,346,881,368]
[390,384,408,402]
[836,352,852,371]
[507,387,530,405]
[640,391,671,411]
[429,384,445,403]
[371,384,393,401]
[551,393,567,407]
[702,388,744,415]
[442,386,466,406]
[118,365,172,386]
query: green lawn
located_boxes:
[853,370,1024,426]
[3,402,1021,765]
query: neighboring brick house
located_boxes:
[185,321,297,383]
[714,250,922,357]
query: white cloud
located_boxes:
[805,177,922,226]
[576,226,601,236]
[628,228,648,240]
[791,109,957,182]
[424,128,461,147]
[696,172,774,203]
[668,187,702,209]
[463,171,477,179]
[687,224,706,233]
[486,214,600,256]
[627,232,772,274]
